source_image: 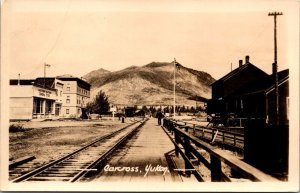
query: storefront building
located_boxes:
[10,79,58,120]
[9,76,91,120]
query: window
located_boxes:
[77,108,81,114]
[45,100,53,114]
[33,98,42,114]
[60,91,62,96]
[66,109,69,114]
[55,104,61,116]
[66,96,70,103]
[66,87,70,91]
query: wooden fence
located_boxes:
[162,118,279,182]
[172,120,244,153]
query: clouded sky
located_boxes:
[2,0,298,80]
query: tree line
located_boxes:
[85,90,206,116]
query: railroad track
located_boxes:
[11,118,148,182]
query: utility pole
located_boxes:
[268,11,282,126]
[44,63,51,88]
[18,73,20,85]
[173,58,177,119]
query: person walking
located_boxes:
[156,110,164,125]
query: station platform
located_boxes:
[94,118,183,182]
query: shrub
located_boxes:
[9,124,25,133]
[87,90,110,116]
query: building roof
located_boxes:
[34,78,56,90]
[10,79,35,85]
[56,76,91,88]
[10,78,57,91]
[229,69,289,97]
[187,95,208,102]
[10,75,91,91]
[211,63,268,86]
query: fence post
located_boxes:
[193,124,196,135]
[185,127,188,132]
[222,132,225,146]
[168,120,172,133]
[211,155,222,181]
[174,130,179,157]
[184,136,192,177]
[234,135,236,147]
[170,122,174,135]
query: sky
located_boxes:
[1,0,298,80]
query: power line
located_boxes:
[40,0,71,63]
[226,19,271,67]
[22,0,71,78]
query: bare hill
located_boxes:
[83,62,215,106]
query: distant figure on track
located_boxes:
[156,110,164,125]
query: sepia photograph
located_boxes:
[0,0,299,191]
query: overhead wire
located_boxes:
[226,20,271,69]
[39,0,71,63]
[21,0,71,78]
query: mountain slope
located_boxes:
[83,62,215,106]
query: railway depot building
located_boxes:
[207,55,289,126]
[9,76,91,120]
[207,55,289,176]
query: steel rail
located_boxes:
[12,120,142,183]
[70,118,148,182]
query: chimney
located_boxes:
[272,62,277,75]
[239,60,243,67]
[18,73,20,86]
[245,55,250,64]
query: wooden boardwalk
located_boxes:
[93,118,183,182]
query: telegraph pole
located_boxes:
[173,58,177,119]
[44,63,51,88]
[268,11,282,125]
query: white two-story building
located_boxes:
[56,76,91,118]
[9,76,91,120]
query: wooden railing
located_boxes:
[162,118,279,182]
[172,120,244,153]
